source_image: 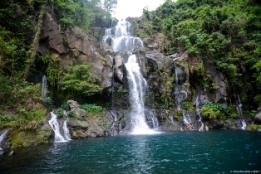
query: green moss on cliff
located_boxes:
[8,124,52,149]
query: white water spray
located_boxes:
[63,118,72,140]
[103,19,143,53]
[104,19,158,134]
[126,55,157,134]
[41,75,48,98]
[241,120,247,130]
[237,95,243,117]
[0,129,9,145]
[48,112,68,143]
[174,65,187,111]
[196,95,204,131]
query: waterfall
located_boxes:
[237,95,247,130]
[126,55,157,134]
[48,112,68,143]
[237,95,243,117]
[174,64,193,129]
[174,65,184,110]
[241,120,247,130]
[111,59,115,108]
[196,95,204,131]
[103,19,158,134]
[41,75,48,98]
[103,19,143,53]
[182,111,191,125]
[0,129,9,145]
[63,118,72,140]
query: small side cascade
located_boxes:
[237,95,247,130]
[111,57,115,108]
[0,129,9,145]
[111,111,118,122]
[182,111,194,130]
[174,65,188,110]
[237,95,243,117]
[110,111,119,136]
[41,75,48,98]
[196,95,204,131]
[174,65,183,110]
[145,109,159,130]
[62,110,72,140]
[241,120,247,130]
[62,119,71,140]
[63,110,72,141]
[174,64,193,129]
[48,112,68,143]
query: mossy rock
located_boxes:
[246,124,261,132]
[8,124,52,149]
[174,110,183,120]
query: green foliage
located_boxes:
[246,124,261,131]
[54,108,63,118]
[174,110,183,120]
[67,110,83,120]
[103,0,117,12]
[39,53,63,87]
[254,60,261,83]
[245,110,257,118]
[0,108,46,130]
[53,0,113,37]
[41,97,53,110]
[81,104,103,113]
[200,102,235,120]
[0,115,16,128]
[138,0,261,96]
[254,94,261,106]
[59,63,102,97]
[181,101,194,111]
[68,110,76,117]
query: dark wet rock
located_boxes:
[203,59,227,105]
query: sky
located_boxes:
[112,0,166,19]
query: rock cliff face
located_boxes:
[34,12,253,143]
[38,10,114,89]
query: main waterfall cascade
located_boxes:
[103,20,143,53]
[103,19,158,134]
[125,55,158,134]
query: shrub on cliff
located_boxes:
[59,63,102,97]
[200,102,237,120]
